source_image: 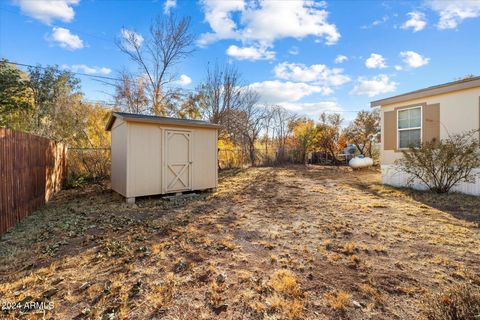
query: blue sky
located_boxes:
[1,0,479,121]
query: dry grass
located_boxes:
[422,284,480,320]
[265,269,305,319]
[0,165,479,319]
[325,290,352,311]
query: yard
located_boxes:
[1,166,479,319]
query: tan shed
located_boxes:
[106,112,220,203]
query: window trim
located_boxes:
[396,105,422,150]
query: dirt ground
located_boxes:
[1,165,479,320]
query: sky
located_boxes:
[1,0,480,121]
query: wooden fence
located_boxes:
[0,128,67,235]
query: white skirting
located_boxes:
[381,165,480,196]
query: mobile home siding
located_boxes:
[380,86,480,165]
[379,86,480,196]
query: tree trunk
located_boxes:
[249,144,255,166]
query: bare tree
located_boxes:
[117,14,195,115]
[271,105,297,163]
[262,106,276,164]
[197,63,243,129]
[233,90,263,166]
[114,71,149,114]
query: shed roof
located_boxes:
[105,112,222,131]
[370,76,480,107]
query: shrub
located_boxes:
[423,284,480,320]
[66,173,86,188]
[395,130,480,193]
[68,148,111,182]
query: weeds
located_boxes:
[325,290,351,311]
[423,284,480,320]
[265,269,305,319]
[1,166,479,319]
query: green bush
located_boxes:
[66,173,86,189]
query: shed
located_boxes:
[106,112,221,203]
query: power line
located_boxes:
[6,61,122,82]
[83,99,116,106]
[4,61,370,113]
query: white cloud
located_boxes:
[334,54,348,64]
[289,46,300,55]
[120,29,144,50]
[273,62,350,88]
[226,45,275,61]
[401,11,427,32]
[281,101,343,118]
[176,74,192,86]
[361,15,388,29]
[163,0,176,14]
[62,64,111,75]
[15,0,79,24]
[249,80,330,103]
[394,65,403,71]
[427,0,480,29]
[49,27,84,50]
[365,53,387,69]
[350,74,398,97]
[400,51,430,68]
[198,0,245,46]
[198,0,340,55]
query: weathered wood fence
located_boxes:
[0,129,67,235]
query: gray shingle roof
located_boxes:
[105,112,221,131]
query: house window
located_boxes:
[398,107,421,149]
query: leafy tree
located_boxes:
[28,64,84,143]
[316,112,344,164]
[176,92,202,119]
[395,130,480,193]
[0,60,33,128]
[79,103,111,148]
[68,102,112,181]
[344,109,380,157]
[291,118,317,164]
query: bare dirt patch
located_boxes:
[1,166,479,319]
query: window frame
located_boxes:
[396,105,422,150]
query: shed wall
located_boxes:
[127,122,162,197]
[111,119,127,196]
[116,122,218,198]
[192,128,218,190]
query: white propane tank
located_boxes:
[349,155,374,169]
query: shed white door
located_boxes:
[165,130,192,193]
